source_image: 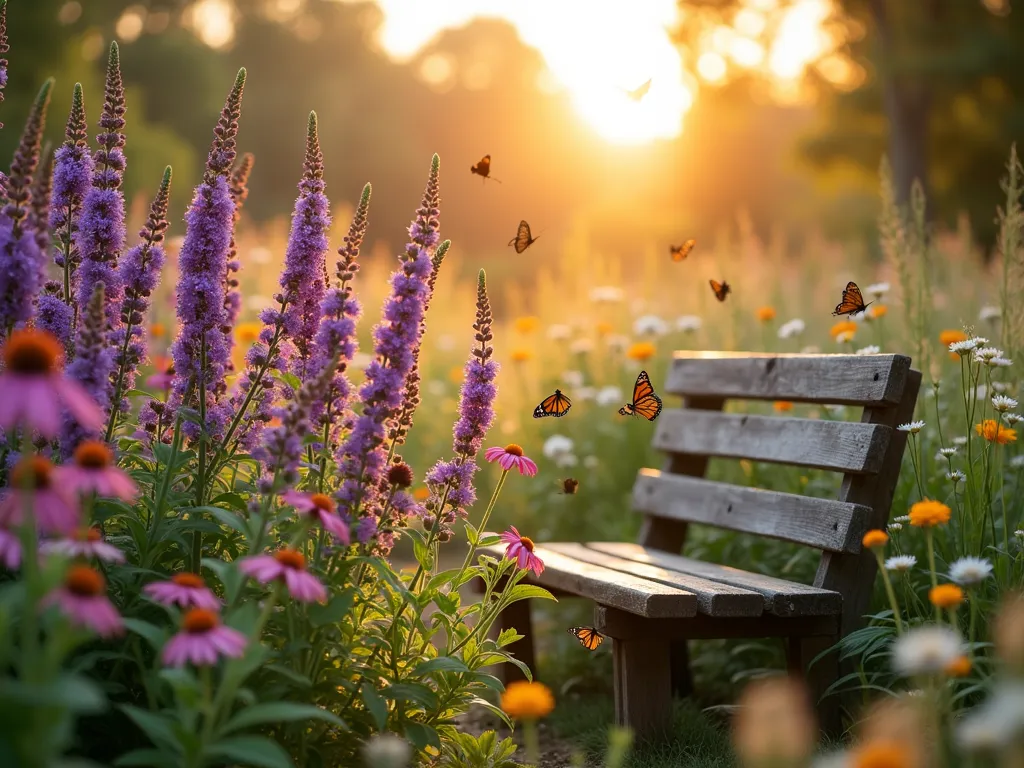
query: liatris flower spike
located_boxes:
[40,526,125,564]
[484,444,538,476]
[0,328,104,437]
[58,440,137,501]
[162,608,247,667]
[239,547,327,603]
[0,456,80,536]
[281,489,351,543]
[42,563,123,638]
[144,572,221,611]
[500,526,544,576]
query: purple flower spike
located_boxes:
[0,0,9,130]
[64,283,114,451]
[279,112,331,384]
[170,68,246,438]
[75,44,127,334]
[0,79,54,336]
[334,155,439,550]
[30,143,54,256]
[108,167,172,433]
[221,152,254,367]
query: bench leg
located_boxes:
[498,599,535,684]
[669,640,694,697]
[787,635,841,738]
[613,637,673,739]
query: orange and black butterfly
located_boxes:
[508,220,539,254]
[470,154,501,183]
[568,626,604,651]
[670,239,696,262]
[558,478,579,495]
[709,279,731,302]
[625,79,652,102]
[619,370,663,421]
[533,389,571,418]
[832,281,871,317]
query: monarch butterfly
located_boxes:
[470,154,501,183]
[558,477,579,495]
[508,220,539,254]
[670,239,696,262]
[709,279,731,302]
[533,389,571,418]
[625,79,652,102]
[618,370,663,421]
[832,281,872,316]
[568,626,604,651]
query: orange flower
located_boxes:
[756,306,776,322]
[448,366,465,384]
[908,499,951,528]
[975,419,1017,445]
[850,740,911,768]
[510,348,533,363]
[150,322,167,338]
[412,487,430,501]
[596,321,614,337]
[939,329,968,347]
[514,316,541,334]
[830,320,857,339]
[501,681,555,720]
[235,321,261,345]
[944,655,971,677]
[929,584,965,609]
[867,305,887,320]
[862,530,889,549]
[773,401,793,412]
[626,341,656,361]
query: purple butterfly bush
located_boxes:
[221,152,254,369]
[0,79,53,337]
[107,167,172,435]
[62,283,114,451]
[334,155,440,548]
[0,0,8,133]
[423,269,499,539]
[30,143,53,255]
[75,43,127,334]
[169,68,246,439]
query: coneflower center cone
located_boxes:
[3,329,62,374]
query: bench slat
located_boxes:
[665,352,911,406]
[653,410,891,473]
[632,470,872,552]
[480,545,698,618]
[588,542,843,617]
[544,543,764,617]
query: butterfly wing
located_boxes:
[509,220,534,253]
[533,390,571,418]
[833,281,868,316]
[568,626,605,651]
[629,370,663,421]
[710,279,729,302]
[670,239,696,262]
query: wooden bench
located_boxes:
[483,351,921,737]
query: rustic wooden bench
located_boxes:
[482,351,920,737]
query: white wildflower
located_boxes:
[835,331,855,344]
[542,435,575,459]
[1010,456,1024,469]
[897,421,926,434]
[362,734,413,768]
[1016,529,1024,539]
[891,625,964,676]
[949,556,993,587]
[554,453,578,468]
[561,370,584,388]
[569,338,595,355]
[953,436,969,446]
[583,455,600,469]
[606,334,630,352]
[823,404,846,417]
[777,318,805,339]
[893,515,910,523]
[866,282,890,298]
[595,386,623,407]
[887,522,903,532]
[979,305,1002,322]
[938,447,958,457]
[1006,413,1023,426]
[975,384,988,400]
[426,380,446,397]
[950,338,982,356]
[547,324,572,341]
[633,314,669,336]
[948,470,967,484]
[993,395,1019,412]
[856,345,881,356]
[885,555,917,573]
[675,315,702,333]
[574,386,596,402]
[975,347,1005,363]
[993,381,1010,394]
[589,286,624,303]
[990,357,1013,367]
[955,685,1024,753]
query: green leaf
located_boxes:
[477,534,503,547]
[501,584,556,603]
[210,492,249,512]
[119,706,180,752]
[113,749,179,768]
[308,589,355,627]
[404,722,441,752]
[415,656,468,675]
[384,682,439,710]
[220,702,345,736]
[464,522,479,546]
[204,736,294,768]
[468,696,513,729]
[413,538,434,570]
[123,618,168,651]
[362,684,388,730]
[194,505,249,536]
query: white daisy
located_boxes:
[1010,456,1024,469]
[554,453,578,468]
[993,381,1010,394]
[949,337,982,356]
[542,435,575,459]
[633,315,669,336]
[897,421,926,433]
[675,315,702,332]
[1015,529,1024,539]
[990,357,1013,367]
[362,733,413,768]
[893,515,911,523]
[993,395,1019,412]
[595,386,623,407]
[777,318,805,340]
[891,625,964,677]
[547,324,572,341]
[866,282,890,298]
[606,334,630,352]
[574,386,596,402]
[938,447,959,457]
[856,345,881,356]
[948,470,967,484]
[1005,413,1023,426]
[887,522,903,532]
[953,436,969,446]
[979,305,1002,322]
[561,370,585,388]
[569,338,594,355]
[975,385,988,400]
[975,347,1006,363]
[589,286,624,303]
[885,554,916,572]
[582,455,600,469]
[955,684,1024,752]
[949,556,993,586]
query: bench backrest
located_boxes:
[635,352,921,631]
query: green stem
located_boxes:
[455,468,509,580]
[925,528,941,623]
[874,551,903,635]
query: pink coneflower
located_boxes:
[145,360,174,392]
[281,490,350,544]
[143,572,221,611]
[0,528,21,570]
[239,548,327,603]
[57,440,138,501]
[0,456,79,535]
[484,444,538,477]
[42,564,123,637]
[41,526,125,563]
[500,526,545,576]
[161,607,247,667]
[0,328,104,438]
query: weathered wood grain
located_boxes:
[588,542,842,617]
[544,542,764,617]
[594,605,839,640]
[480,545,698,618]
[653,410,892,473]
[632,470,872,552]
[664,352,911,406]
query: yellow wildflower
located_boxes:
[596,321,614,337]
[626,341,656,361]
[514,316,541,334]
[929,584,964,609]
[862,530,889,549]
[830,320,858,339]
[867,305,887,320]
[448,366,465,384]
[908,499,951,528]
[756,306,776,322]
[501,681,555,720]
[235,321,261,345]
